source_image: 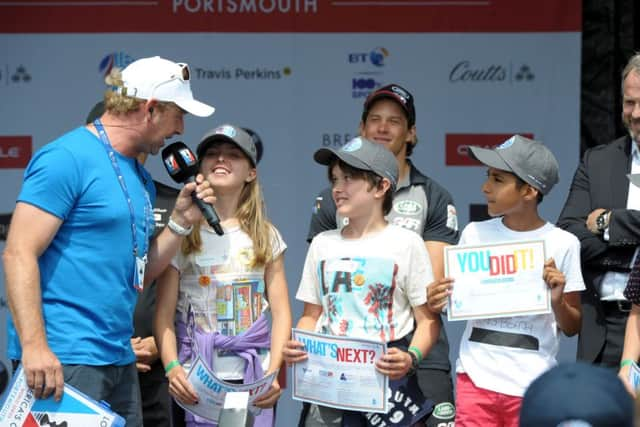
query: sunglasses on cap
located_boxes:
[117,62,191,98]
[148,62,190,94]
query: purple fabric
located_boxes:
[176,313,275,427]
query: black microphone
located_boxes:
[162,142,224,236]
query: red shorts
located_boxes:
[454,373,522,427]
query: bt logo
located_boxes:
[348,47,389,67]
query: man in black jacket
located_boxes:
[557,53,640,368]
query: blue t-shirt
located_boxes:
[7,127,156,366]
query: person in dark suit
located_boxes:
[557,52,640,368]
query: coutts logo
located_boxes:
[449,61,534,83]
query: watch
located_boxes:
[406,350,419,376]
[596,210,610,233]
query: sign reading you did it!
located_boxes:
[445,240,549,321]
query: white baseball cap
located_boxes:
[120,56,214,117]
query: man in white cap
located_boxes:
[3,56,215,426]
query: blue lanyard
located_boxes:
[94,119,150,258]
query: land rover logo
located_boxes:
[432,402,455,419]
[393,200,421,215]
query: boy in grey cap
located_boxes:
[284,137,440,426]
[437,135,586,426]
[308,84,459,427]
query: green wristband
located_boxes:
[620,359,635,368]
[408,346,423,362]
[164,359,181,374]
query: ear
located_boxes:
[374,178,391,199]
[406,125,417,147]
[145,100,158,119]
[245,168,257,183]
[522,184,540,202]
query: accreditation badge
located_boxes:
[133,255,147,292]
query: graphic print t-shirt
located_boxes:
[455,219,585,397]
[172,224,286,380]
[296,225,432,343]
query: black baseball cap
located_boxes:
[363,84,416,127]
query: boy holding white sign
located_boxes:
[431,135,585,427]
[284,137,440,426]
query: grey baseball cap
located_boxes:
[314,137,399,191]
[197,124,257,166]
[468,135,559,195]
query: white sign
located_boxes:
[445,240,549,321]
[179,357,276,423]
[291,329,388,413]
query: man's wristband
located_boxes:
[167,217,193,236]
[165,359,181,374]
[620,359,635,368]
[408,346,423,362]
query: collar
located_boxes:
[402,159,427,188]
[633,138,640,161]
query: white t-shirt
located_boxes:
[455,218,585,397]
[296,224,433,343]
[172,223,286,380]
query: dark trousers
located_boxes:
[593,301,631,369]
[139,363,172,427]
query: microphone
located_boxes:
[161,142,224,236]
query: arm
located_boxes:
[254,254,292,409]
[619,304,640,394]
[422,183,459,312]
[606,208,640,248]
[557,154,611,263]
[153,266,198,405]
[145,175,214,284]
[425,241,447,281]
[425,241,454,314]
[130,336,156,373]
[306,187,337,243]
[376,303,439,380]
[3,202,64,400]
[544,258,581,336]
[282,303,323,365]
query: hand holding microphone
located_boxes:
[162,142,224,236]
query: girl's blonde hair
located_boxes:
[181,167,273,268]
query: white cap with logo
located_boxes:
[120,56,215,117]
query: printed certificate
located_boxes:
[0,366,125,427]
[445,240,549,321]
[178,357,277,423]
[291,329,388,413]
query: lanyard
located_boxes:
[93,119,150,258]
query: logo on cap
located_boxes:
[215,125,237,139]
[389,85,410,105]
[341,138,363,152]
[497,137,515,150]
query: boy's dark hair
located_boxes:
[514,175,544,204]
[361,99,416,157]
[361,84,417,157]
[328,159,393,215]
